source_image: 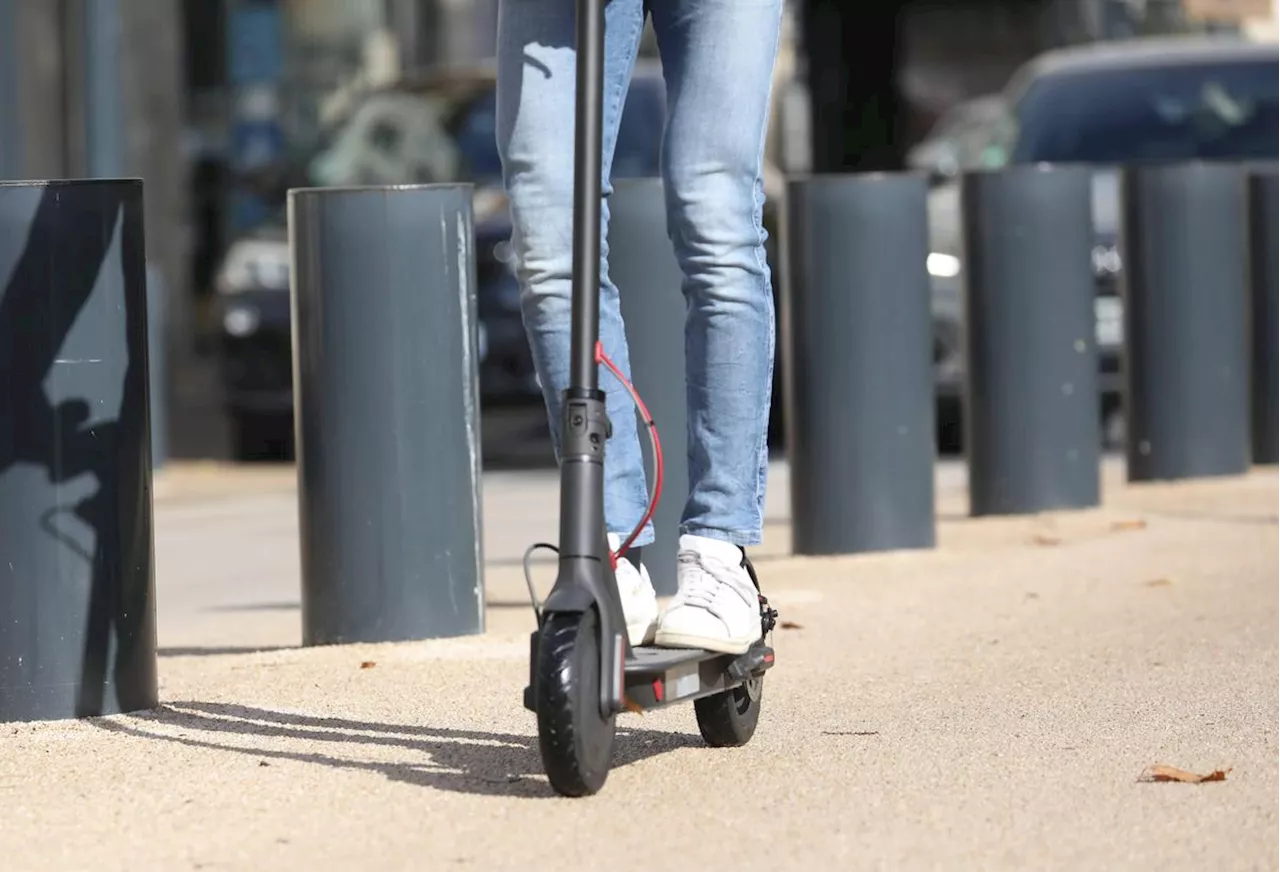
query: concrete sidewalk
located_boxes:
[2,461,1277,870]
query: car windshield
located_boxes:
[1008,57,1278,164]
[307,75,665,189]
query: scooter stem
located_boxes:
[569,0,605,391]
[556,0,608,567]
[537,0,628,720]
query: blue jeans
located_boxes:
[495,0,783,548]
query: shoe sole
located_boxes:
[651,629,760,655]
[628,618,658,648]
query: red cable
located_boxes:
[595,340,664,569]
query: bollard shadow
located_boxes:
[157,646,298,657]
[0,183,153,718]
[89,700,703,798]
[205,601,301,613]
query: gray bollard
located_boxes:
[289,184,485,645]
[608,178,687,596]
[0,179,158,722]
[1119,162,1251,481]
[145,263,168,469]
[0,0,18,178]
[782,173,936,554]
[961,165,1101,516]
[1247,165,1278,465]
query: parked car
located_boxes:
[924,34,1279,450]
[906,93,1007,186]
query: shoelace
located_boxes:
[675,552,744,612]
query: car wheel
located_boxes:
[229,412,294,462]
[1102,407,1126,452]
[936,396,964,456]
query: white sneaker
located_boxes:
[654,534,763,655]
[609,533,659,647]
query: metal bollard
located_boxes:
[1247,165,1278,465]
[289,184,485,645]
[145,264,168,469]
[782,173,936,554]
[0,179,158,722]
[607,178,687,596]
[0,0,17,179]
[961,165,1100,516]
[1119,162,1251,481]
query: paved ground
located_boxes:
[2,459,1277,871]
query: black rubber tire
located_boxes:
[694,675,763,747]
[535,607,617,797]
[228,411,294,462]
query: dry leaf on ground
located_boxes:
[621,696,644,715]
[359,661,377,669]
[1031,534,1061,546]
[1141,764,1231,783]
[780,620,804,630]
[1144,578,1174,588]
[1111,519,1148,532]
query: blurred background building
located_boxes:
[1,0,1275,462]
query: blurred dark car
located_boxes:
[905,93,1006,186]
[213,62,671,459]
[924,35,1279,450]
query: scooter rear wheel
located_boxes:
[535,606,616,796]
[694,673,763,747]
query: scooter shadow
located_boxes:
[90,700,705,798]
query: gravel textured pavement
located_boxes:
[1,459,1276,871]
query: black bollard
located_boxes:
[1247,165,1278,465]
[0,179,158,723]
[607,178,687,596]
[1119,162,1251,481]
[289,184,485,646]
[961,165,1101,516]
[782,173,936,554]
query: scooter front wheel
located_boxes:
[535,606,616,796]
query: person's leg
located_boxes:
[495,0,659,645]
[648,0,783,654]
[495,0,653,549]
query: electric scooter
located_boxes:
[518,0,778,798]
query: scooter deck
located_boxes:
[622,642,774,712]
[522,639,774,714]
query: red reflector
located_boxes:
[763,653,774,663]
[652,678,664,702]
